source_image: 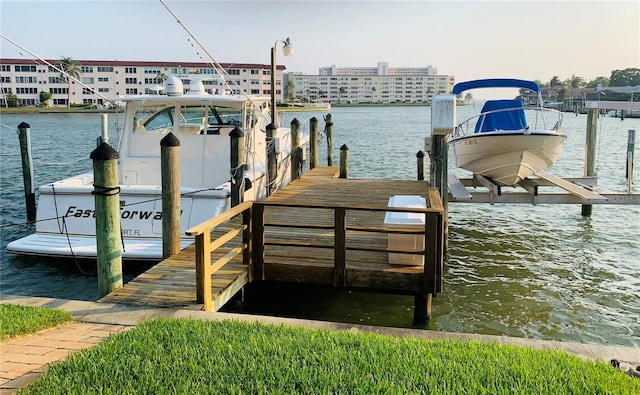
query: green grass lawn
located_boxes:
[19,318,639,395]
[0,304,73,341]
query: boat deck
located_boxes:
[100,167,441,313]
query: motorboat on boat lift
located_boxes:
[6,75,306,261]
[449,78,566,186]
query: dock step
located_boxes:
[534,171,608,202]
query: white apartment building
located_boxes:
[287,62,454,104]
[0,59,286,107]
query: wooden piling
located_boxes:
[90,142,123,298]
[324,114,334,166]
[161,133,181,258]
[290,118,302,181]
[230,127,245,206]
[430,135,448,249]
[339,144,349,179]
[627,129,636,193]
[416,150,425,181]
[582,108,598,216]
[17,122,36,222]
[310,117,318,170]
[266,123,277,196]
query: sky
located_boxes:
[0,0,638,99]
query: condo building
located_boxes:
[0,58,286,107]
[286,62,454,104]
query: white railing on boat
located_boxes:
[453,107,563,138]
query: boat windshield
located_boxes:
[133,104,244,135]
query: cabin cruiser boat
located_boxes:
[449,79,566,186]
[6,75,305,261]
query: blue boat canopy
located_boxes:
[475,99,527,133]
[452,79,540,95]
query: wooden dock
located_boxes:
[100,167,444,321]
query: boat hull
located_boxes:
[449,132,566,186]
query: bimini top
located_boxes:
[452,79,540,95]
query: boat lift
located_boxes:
[430,98,640,209]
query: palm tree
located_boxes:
[156,72,167,84]
[464,93,473,104]
[59,56,81,108]
[286,80,295,103]
[565,74,585,109]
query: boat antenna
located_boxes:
[0,33,114,105]
[159,0,252,101]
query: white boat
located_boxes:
[6,75,306,261]
[449,79,566,186]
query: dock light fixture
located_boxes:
[271,37,294,127]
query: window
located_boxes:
[125,67,137,73]
[15,65,36,72]
[0,65,10,71]
[81,66,93,73]
[98,88,110,92]
[125,78,138,84]
[98,77,109,82]
[251,69,260,75]
[251,89,260,94]
[16,87,38,94]
[228,69,240,75]
[16,76,38,83]
[144,67,161,74]
[97,66,113,72]
[49,87,68,94]
[125,88,138,94]
[49,76,65,84]
[82,88,92,94]
[82,77,94,84]
[199,68,217,74]
[250,79,260,85]
[0,76,10,83]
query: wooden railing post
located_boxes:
[334,207,346,287]
[243,204,253,281]
[290,118,302,181]
[252,203,265,281]
[339,144,349,179]
[160,133,181,258]
[309,117,318,170]
[230,126,245,206]
[195,232,211,309]
[324,113,334,166]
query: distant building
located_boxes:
[287,62,453,104]
[0,58,286,107]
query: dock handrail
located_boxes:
[185,188,444,313]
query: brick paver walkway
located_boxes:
[1,322,130,394]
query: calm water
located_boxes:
[1,107,638,348]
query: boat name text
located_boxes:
[64,206,163,220]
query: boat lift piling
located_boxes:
[17,122,36,223]
[582,108,599,217]
[627,130,636,194]
[90,142,123,298]
[429,96,456,250]
[160,133,181,258]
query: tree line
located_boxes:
[537,68,640,90]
